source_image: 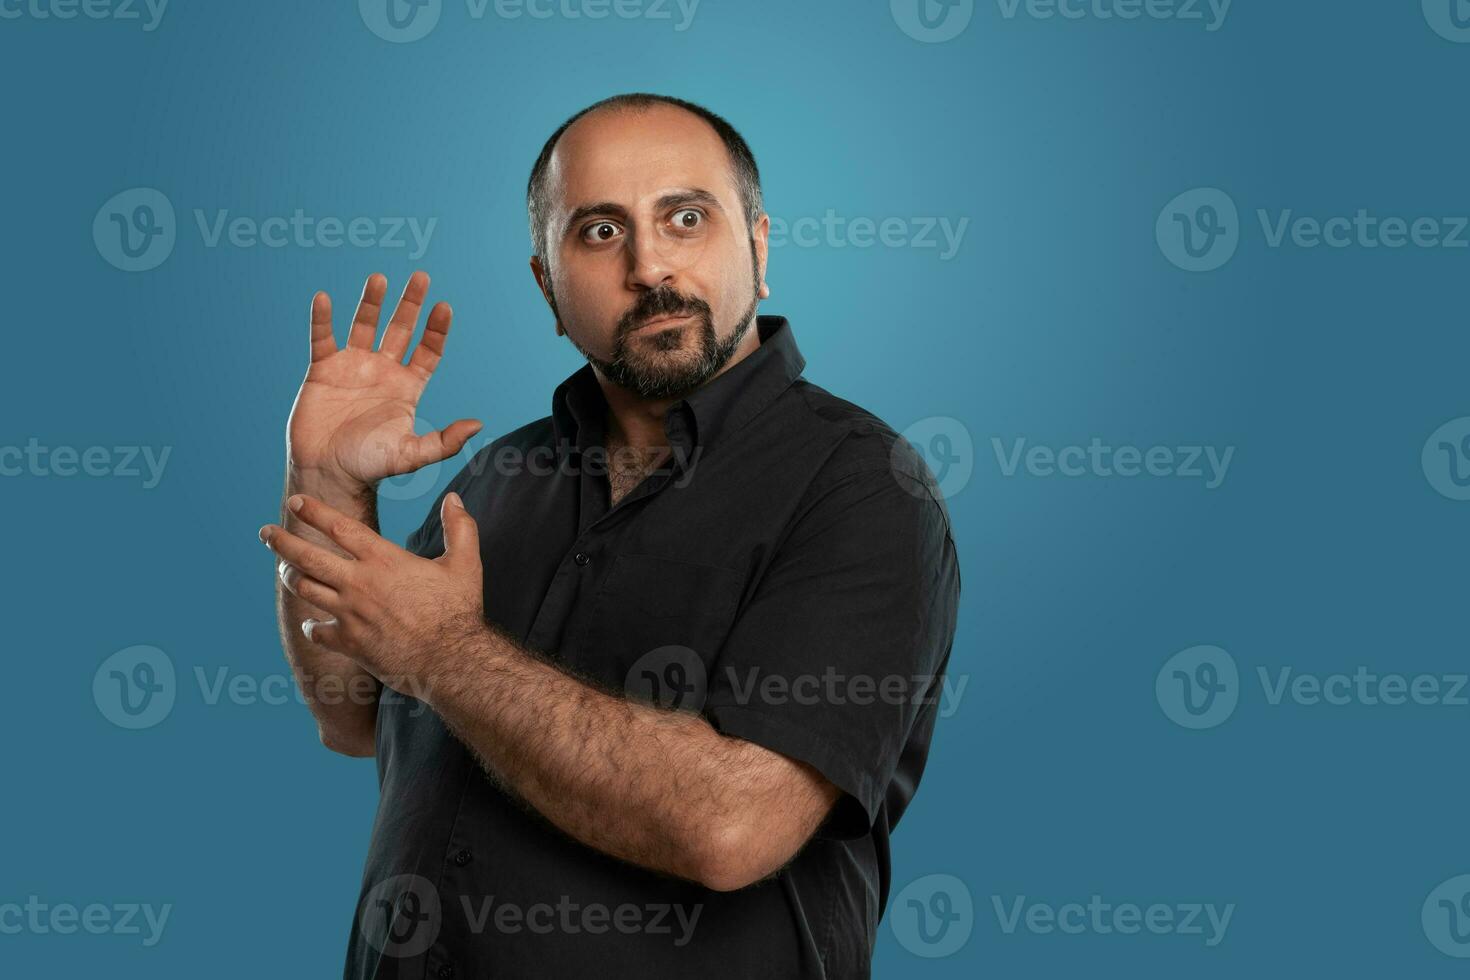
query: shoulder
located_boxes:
[779,379,956,544]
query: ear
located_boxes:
[752,214,771,299]
[529,255,565,335]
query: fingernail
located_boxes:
[258,526,271,544]
[447,492,463,509]
[287,495,304,512]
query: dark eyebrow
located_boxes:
[561,188,726,239]
[655,188,724,214]
[563,201,628,234]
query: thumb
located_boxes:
[403,418,483,472]
[440,492,480,566]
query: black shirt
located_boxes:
[344,315,961,980]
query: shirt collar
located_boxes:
[551,314,806,458]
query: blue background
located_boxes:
[3,0,1468,975]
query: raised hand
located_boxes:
[286,271,481,489]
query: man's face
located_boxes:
[531,104,769,400]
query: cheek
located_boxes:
[705,244,757,313]
[554,255,626,326]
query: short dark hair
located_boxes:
[525,93,764,263]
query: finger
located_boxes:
[379,270,429,363]
[260,523,354,588]
[277,560,342,610]
[302,617,344,650]
[401,419,482,471]
[285,494,395,561]
[440,492,480,567]
[310,291,337,362]
[407,301,453,377]
[346,273,388,351]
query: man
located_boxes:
[260,93,960,979]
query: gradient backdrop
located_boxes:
[3,0,1469,975]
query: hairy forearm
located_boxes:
[425,627,832,891]
[275,464,382,756]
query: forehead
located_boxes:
[545,104,737,212]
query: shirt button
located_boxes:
[452,848,472,867]
[574,552,591,566]
[436,965,454,979]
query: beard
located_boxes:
[556,249,763,400]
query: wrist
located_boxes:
[285,461,375,503]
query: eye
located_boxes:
[581,221,623,244]
[671,208,704,231]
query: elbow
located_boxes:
[691,821,772,893]
[319,725,375,758]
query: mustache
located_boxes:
[616,288,713,337]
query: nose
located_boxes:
[624,231,676,292]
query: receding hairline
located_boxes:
[538,101,742,213]
[526,93,764,261]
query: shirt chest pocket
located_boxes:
[570,554,745,705]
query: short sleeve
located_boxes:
[703,436,960,840]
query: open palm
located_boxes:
[287,271,481,486]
